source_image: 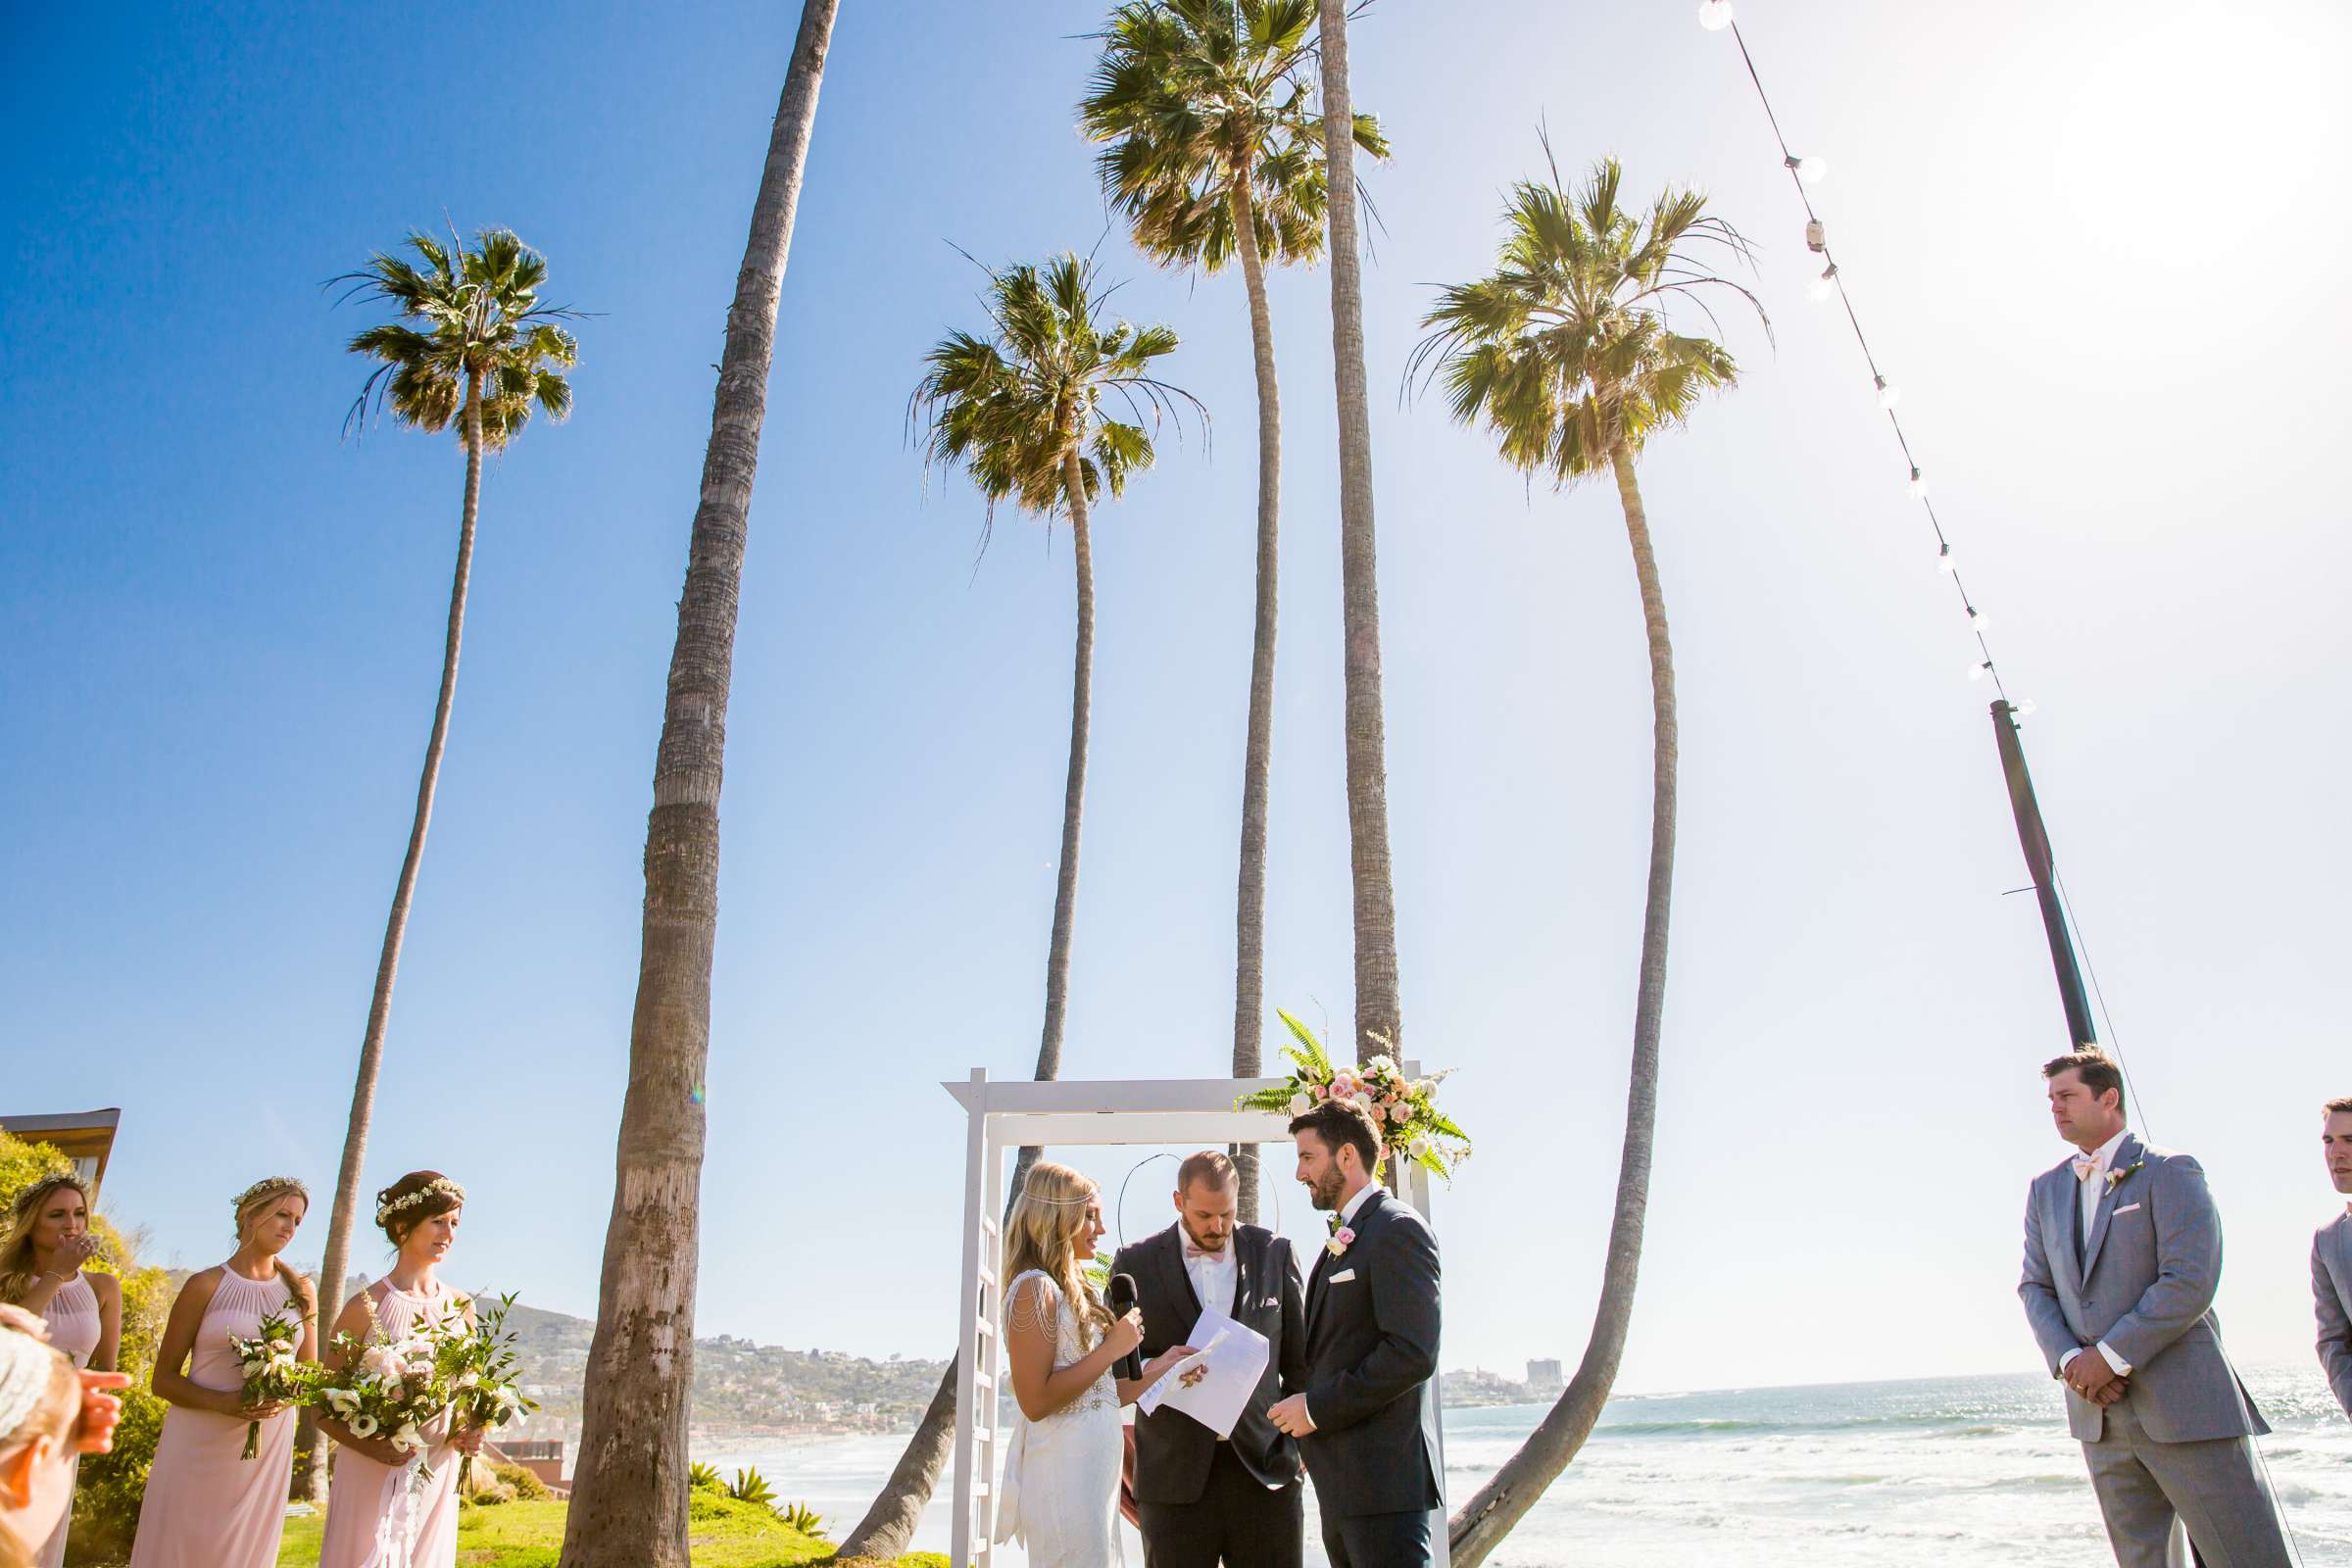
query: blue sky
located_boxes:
[5,0,2350,1396]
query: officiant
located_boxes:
[1113,1151,1309,1568]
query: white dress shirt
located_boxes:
[2061,1128,2134,1379]
[1181,1228,1238,1319]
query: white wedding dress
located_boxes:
[995,1271,1124,1567]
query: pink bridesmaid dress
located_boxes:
[35,1273,103,1568]
[126,1268,299,1568]
[318,1281,466,1568]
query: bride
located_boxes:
[996,1162,1193,1567]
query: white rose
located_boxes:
[1349,1092,1374,1111]
[1408,1137,1431,1160]
[1365,1054,1397,1077]
[351,1413,378,1438]
[1288,1093,1310,1116]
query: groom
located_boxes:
[1269,1099,1443,1568]
[2020,1049,2289,1568]
[1112,1151,1309,1568]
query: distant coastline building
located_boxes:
[1527,1358,1564,1395]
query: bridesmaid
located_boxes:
[0,1176,122,1568]
[128,1178,318,1568]
[0,1324,82,1568]
[317,1171,482,1568]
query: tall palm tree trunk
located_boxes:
[296,367,483,1499]
[836,445,1097,1560]
[1447,439,1675,1567]
[557,7,836,1563]
[1313,0,1401,1063]
[1228,177,1281,1224]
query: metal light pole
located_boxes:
[1988,700,2097,1049]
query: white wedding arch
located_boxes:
[942,1066,1451,1568]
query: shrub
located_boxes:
[728,1465,777,1508]
[689,1459,726,1493]
[782,1500,827,1537]
[490,1460,550,1500]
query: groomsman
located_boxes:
[1112,1151,1309,1568]
[2019,1050,2289,1568]
[2311,1097,2352,1419]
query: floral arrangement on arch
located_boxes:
[1240,1010,1472,1181]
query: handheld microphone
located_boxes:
[1105,1272,1144,1380]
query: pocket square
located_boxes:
[2113,1202,2141,1215]
[1330,1269,1357,1284]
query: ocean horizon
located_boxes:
[692,1361,2352,1565]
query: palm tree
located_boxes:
[1408,154,1761,1566]
[299,227,574,1498]
[556,5,837,1563]
[833,253,1196,1561]
[1081,0,1386,1222]
[1311,0,1401,1065]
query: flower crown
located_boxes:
[230,1176,308,1219]
[375,1177,466,1226]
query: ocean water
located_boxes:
[698,1362,2352,1566]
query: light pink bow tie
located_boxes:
[1184,1244,1225,1261]
[2073,1156,2101,1183]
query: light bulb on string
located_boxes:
[1808,263,1838,303]
[1697,0,1735,29]
[1907,466,1930,499]
[1875,374,1901,410]
[1786,154,1829,185]
[1968,606,1990,631]
[1936,544,1957,573]
[2016,698,2039,717]
[1805,219,1828,253]
[1969,661,1992,682]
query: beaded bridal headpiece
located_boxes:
[0,1327,57,1440]
[376,1177,466,1226]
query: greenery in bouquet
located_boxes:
[1240,1009,1472,1181]
[226,1306,317,1459]
[318,1299,453,1479]
[428,1291,538,1492]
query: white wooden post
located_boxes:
[951,1068,987,1568]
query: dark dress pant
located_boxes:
[1318,1505,1433,1568]
[1136,1442,1303,1568]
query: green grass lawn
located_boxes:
[275,1494,947,1567]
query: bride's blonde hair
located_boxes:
[1001,1161,1107,1345]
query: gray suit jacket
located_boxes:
[2313,1211,2352,1418]
[2018,1132,2269,1444]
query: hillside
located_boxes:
[502,1300,949,1438]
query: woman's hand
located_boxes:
[455,1422,487,1456]
[1140,1346,1200,1384]
[74,1370,130,1453]
[1102,1309,1145,1361]
[60,1234,101,1269]
[234,1396,290,1422]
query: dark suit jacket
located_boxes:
[1112,1222,1307,1502]
[1301,1188,1443,1518]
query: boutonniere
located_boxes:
[1325,1226,1356,1259]
[2105,1160,2144,1193]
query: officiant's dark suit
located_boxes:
[1299,1185,1443,1568]
[1112,1216,1308,1568]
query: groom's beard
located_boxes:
[1306,1169,1345,1210]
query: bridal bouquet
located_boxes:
[227,1307,317,1459]
[318,1303,453,1479]
[426,1292,537,1493]
[1239,1010,1473,1181]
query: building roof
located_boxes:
[0,1109,122,1197]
